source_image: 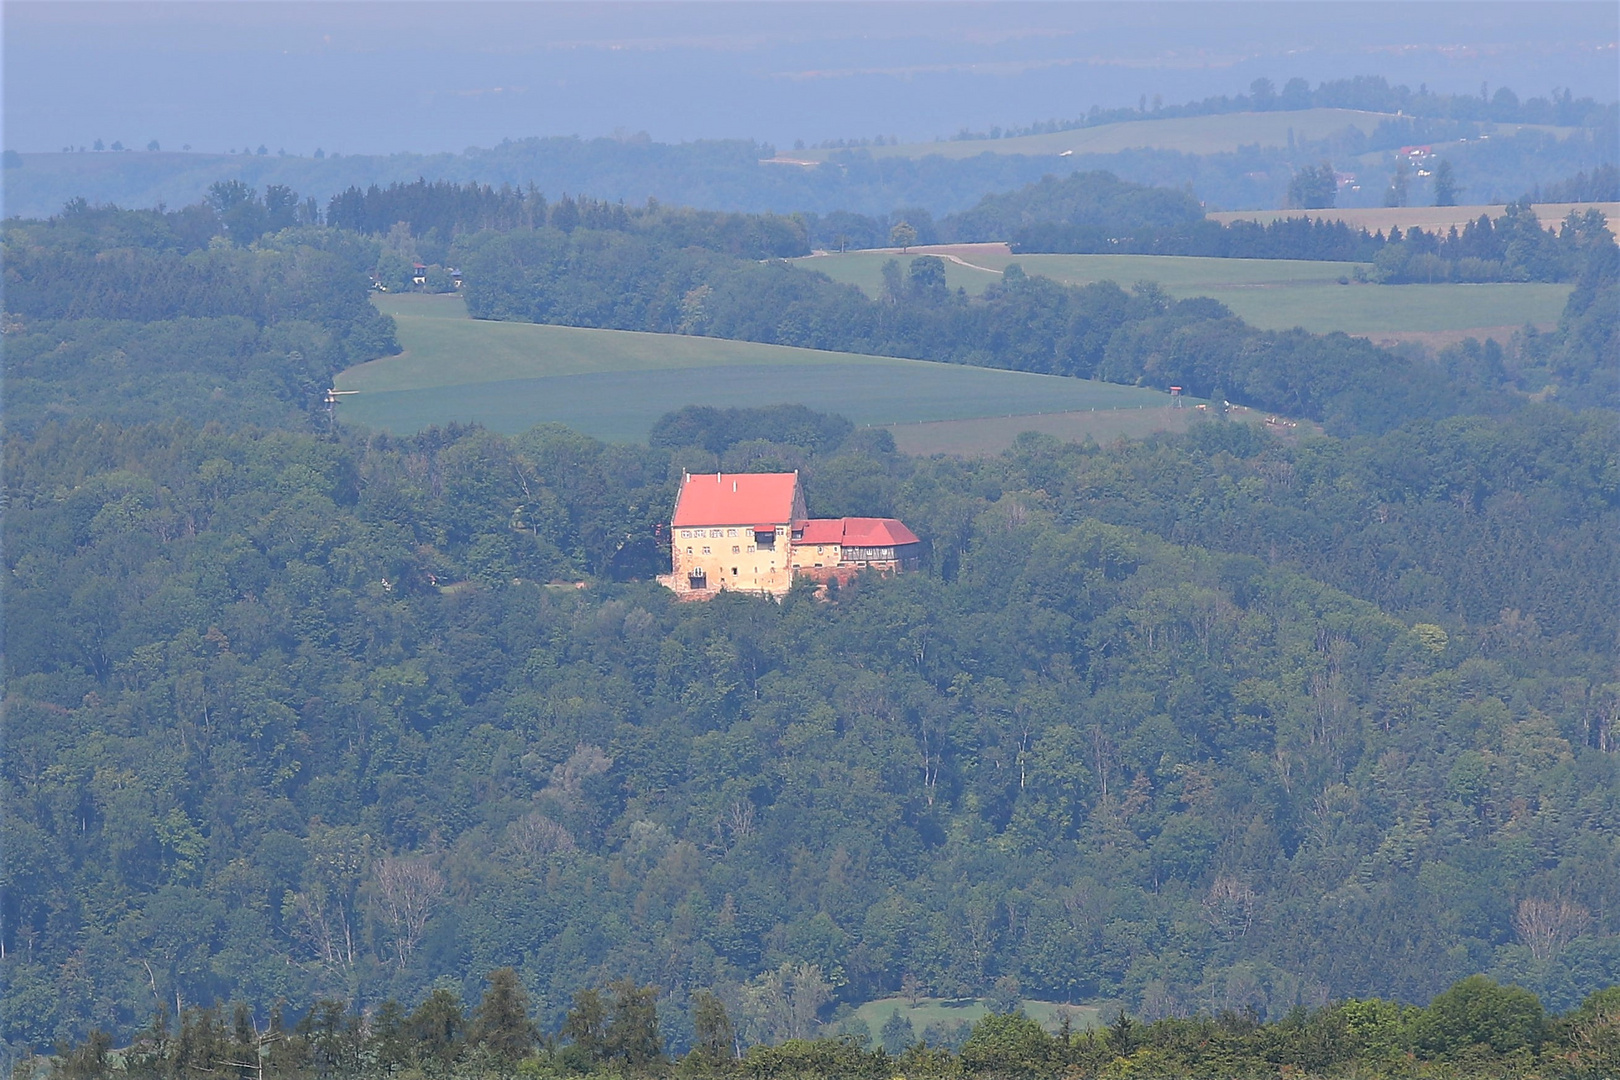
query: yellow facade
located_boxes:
[790,542,842,570]
[666,524,795,597]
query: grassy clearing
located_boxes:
[340,294,1173,443]
[795,250,1572,336]
[847,996,1102,1042]
[798,249,1002,295]
[787,109,1399,163]
[1208,202,1620,235]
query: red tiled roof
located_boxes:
[841,517,920,547]
[795,519,845,544]
[792,517,920,547]
[672,472,799,528]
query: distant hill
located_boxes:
[7,99,1613,221]
[791,108,1404,163]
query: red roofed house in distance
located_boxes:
[658,471,921,599]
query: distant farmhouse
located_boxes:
[658,471,920,599]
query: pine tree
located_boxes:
[470,967,537,1064]
[690,990,736,1066]
[881,1008,917,1055]
[605,979,664,1069]
[1433,160,1460,206]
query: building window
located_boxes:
[732,545,740,554]
[686,547,693,554]
[747,544,756,552]
[732,567,739,576]
[727,529,737,537]
[680,530,690,539]
[816,546,824,554]
[702,546,711,554]
[710,529,723,538]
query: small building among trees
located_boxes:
[658,471,920,599]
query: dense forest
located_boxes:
[8,403,1620,1058]
[0,197,397,437]
[3,180,1617,1073]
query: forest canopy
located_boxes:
[2,179,1616,1075]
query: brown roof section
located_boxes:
[672,472,799,528]
[842,517,920,546]
[793,517,920,547]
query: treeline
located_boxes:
[35,973,1620,1079]
[326,179,810,260]
[1369,206,1616,283]
[1010,198,1617,285]
[1012,215,1383,260]
[455,224,1521,433]
[1,202,396,434]
[648,404,858,456]
[949,75,1617,142]
[310,172,1205,256]
[1525,165,1620,204]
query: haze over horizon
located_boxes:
[5,1,1617,158]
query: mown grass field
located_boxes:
[337,295,1179,446]
[848,996,1102,1042]
[795,249,1573,336]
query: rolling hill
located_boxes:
[336,295,1187,449]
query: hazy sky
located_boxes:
[5,2,1617,155]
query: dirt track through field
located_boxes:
[808,242,1011,275]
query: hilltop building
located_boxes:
[658,471,920,599]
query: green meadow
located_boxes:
[336,295,1179,444]
[796,250,1573,336]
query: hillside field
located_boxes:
[796,247,1573,337]
[779,110,1579,164]
[337,295,1182,446]
[785,109,1397,163]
